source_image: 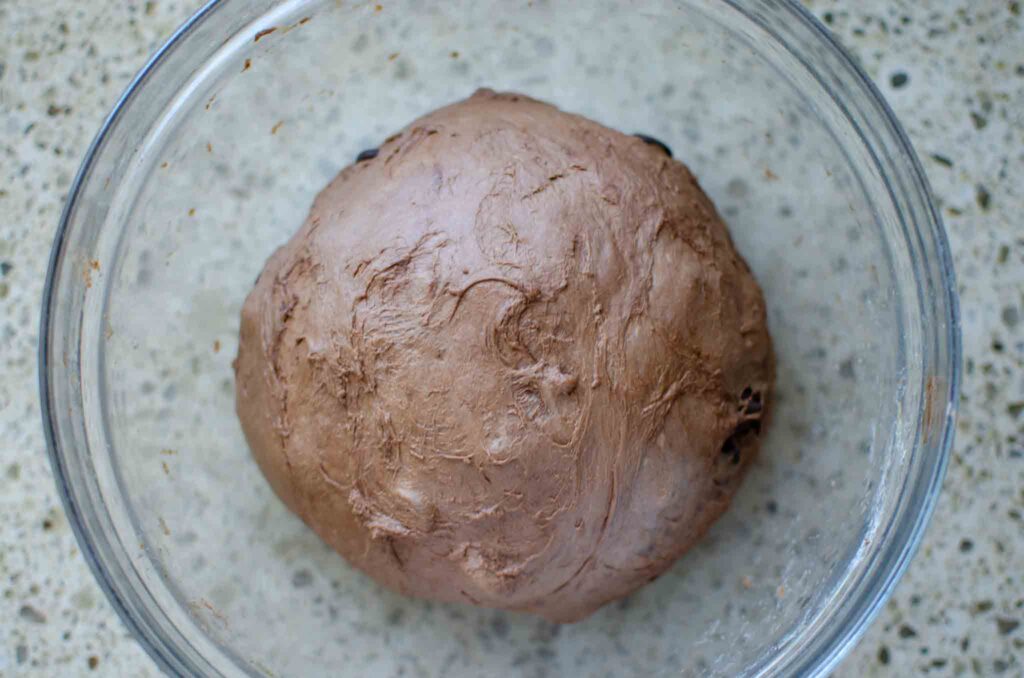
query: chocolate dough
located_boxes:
[235,89,774,623]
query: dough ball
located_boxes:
[235,89,774,623]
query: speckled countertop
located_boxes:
[0,0,1021,675]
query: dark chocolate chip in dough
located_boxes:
[356,148,379,162]
[634,133,673,158]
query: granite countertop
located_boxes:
[1,0,1021,675]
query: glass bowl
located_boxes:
[40,1,960,676]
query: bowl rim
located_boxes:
[39,0,961,676]
[736,2,962,674]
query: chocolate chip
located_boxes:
[722,387,764,462]
[356,148,379,162]
[734,418,761,437]
[721,436,740,463]
[633,133,673,158]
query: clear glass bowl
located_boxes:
[40,1,960,676]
